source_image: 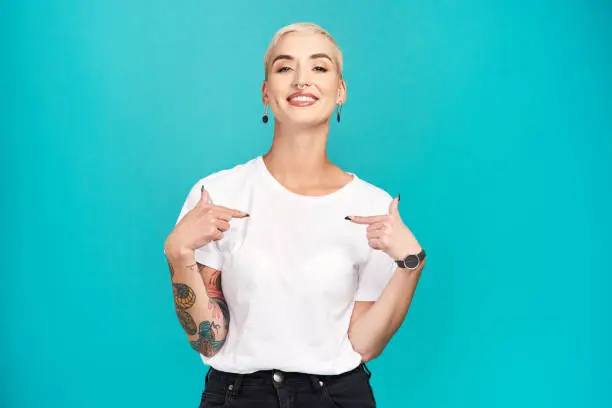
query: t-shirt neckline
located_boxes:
[255,155,358,201]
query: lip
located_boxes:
[287,92,319,107]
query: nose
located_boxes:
[292,68,312,89]
[293,78,311,89]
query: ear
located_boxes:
[261,80,269,105]
[337,77,347,105]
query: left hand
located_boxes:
[347,196,422,260]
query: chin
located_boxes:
[280,112,330,127]
[286,118,328,128]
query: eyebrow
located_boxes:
[271,53,333,65]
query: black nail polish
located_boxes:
[398,193,401,202]
[344,216,351,220]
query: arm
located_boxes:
[348,262,425,362]
[166,248,229,357]
[346,195,426,362]
[165,184,246,357]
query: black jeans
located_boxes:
[199,363,376,408]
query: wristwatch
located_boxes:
[395,249,426,270]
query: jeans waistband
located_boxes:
[206,363,369,391]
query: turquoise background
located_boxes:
[3,1,611,407]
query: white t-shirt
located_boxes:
[173,156,397,375]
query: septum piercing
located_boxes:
[295,81,311,89]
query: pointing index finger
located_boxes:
[230,210,250,219]
[345,215,389,225]
[213,205,249,219]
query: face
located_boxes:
[262,31,347,127]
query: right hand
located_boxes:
[165,186,249,257]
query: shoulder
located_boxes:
[184,157,258,203]
[200,158,256,188]
[351,175,394,213]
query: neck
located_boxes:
[263,120,332,185]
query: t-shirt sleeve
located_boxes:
[168,180,224,270]
[354,191,398,301]
[354,247,397,301]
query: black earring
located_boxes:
[262,105,269,123]
[336,103,343,123]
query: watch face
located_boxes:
[405,255,419,268]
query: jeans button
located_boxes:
[273,372,284,383]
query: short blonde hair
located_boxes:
[263,22,343,79]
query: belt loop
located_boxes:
[361,363,372,379]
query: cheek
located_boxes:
[319,82,341,101]
[265,81,289,103]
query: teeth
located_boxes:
[289,96,316,103]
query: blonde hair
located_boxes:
[263,22,343,79]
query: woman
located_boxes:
[164,22,426,408]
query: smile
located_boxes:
[287,93,318,107]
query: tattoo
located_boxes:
[169,262,229,355]
[192,267,230,355]
[167,259,197,279]
[190,321,224,356]
[175,305,197,335]
[173,283,197,335]
[208,270,229,330]
[173,283,196,309]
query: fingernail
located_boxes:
[201,185,204,192]
[398,193,401,202]
[245,213,250,217]
[344,216,351,220]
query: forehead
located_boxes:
[272,31,337,58]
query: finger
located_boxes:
[209,229,224,242]
[346,215,389,225]
[367,229,384,240]
[388,196,399,215]
[368,238,384,250]
[212,205,249,219]
[199,185,210,205]
[210,207,243,220]
[213,219,230,232]
[230,210,250,219]
[212,211,232,222]
[368,222,387,231]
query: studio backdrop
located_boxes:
[2,1,611,407]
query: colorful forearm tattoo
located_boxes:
[168,261,229,356]
[173,283,197,335]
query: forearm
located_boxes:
[348,262,425,361]
[166,248,229,357]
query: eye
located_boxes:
[277,66,292,73]
[313,66,328,72]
